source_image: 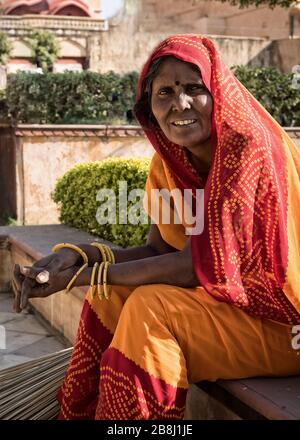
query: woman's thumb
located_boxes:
[20,265,55,283]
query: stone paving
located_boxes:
[0,292,69,371]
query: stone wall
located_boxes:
[136,0,299,39]
[99,11,299,74]
[100,28,273,74]
[0,125,153,226]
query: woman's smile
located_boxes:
[171,118,198,127]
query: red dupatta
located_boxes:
[136,34,300,325]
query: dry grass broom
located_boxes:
[0,347,73,420]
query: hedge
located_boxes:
[6,70,139,125]
[2,66,299,126]
[52,158,151,247]
[233,66,300,127]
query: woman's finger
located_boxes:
[20,256,61,282]
[12,278,22,313]
[20,277,36,310]
[13,264,25,291]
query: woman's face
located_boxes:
[150,57,212,156]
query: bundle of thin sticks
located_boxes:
[0,347,73,420]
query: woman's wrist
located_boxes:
[56,247,81,265]
[74,266,93,287]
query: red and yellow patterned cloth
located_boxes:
[58,284,300,419]
[137,34,300,325]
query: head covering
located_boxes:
[136,34,300,324]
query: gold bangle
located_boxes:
[90,262,99,298]
[52,243,88,265]
[91,242,115,264]
[97,262,105,300]
[106,246,115,264]
[91,242,107,263]
[66,262,88,293]
[103,262,111,300]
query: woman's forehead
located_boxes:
[152,57,203,85]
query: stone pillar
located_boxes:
[87,34,102,72]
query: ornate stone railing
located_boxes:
[0,14,108,35]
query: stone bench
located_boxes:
[0,224,299,420]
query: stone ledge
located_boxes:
[12,124,145,138]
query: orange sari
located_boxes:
[58,35,300,420]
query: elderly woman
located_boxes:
[13,34,300,420]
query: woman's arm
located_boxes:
[67,224,177,265]
[75,238,198,288]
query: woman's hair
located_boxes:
[134,56,167,127]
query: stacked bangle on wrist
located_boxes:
[90,243,114,300]
[51,243,89,293]
[90,260,112,300]
[91,242,115,264]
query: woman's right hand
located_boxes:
[12,248,80,312]
[13,264,80,312]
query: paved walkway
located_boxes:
[0,292,69,371]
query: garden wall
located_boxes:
[0,124,153,225]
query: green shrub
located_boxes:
[52,158,151,247]
[233,66,300,127]
[5,70,138,124]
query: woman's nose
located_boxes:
[172,92,192,112]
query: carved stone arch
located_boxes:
[47,0,92,17]
[1,0,48,15]
[11,38,34,58]
[59,38,87,58]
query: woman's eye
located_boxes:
[158,88,171,96]
[187,84,204,93]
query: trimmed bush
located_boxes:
[5,70,139,125]
[52,158,151,247]
[233,66,300,127]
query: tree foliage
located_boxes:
[213,0,294,7]
[25,30,59,73]
[0,32,12,65]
